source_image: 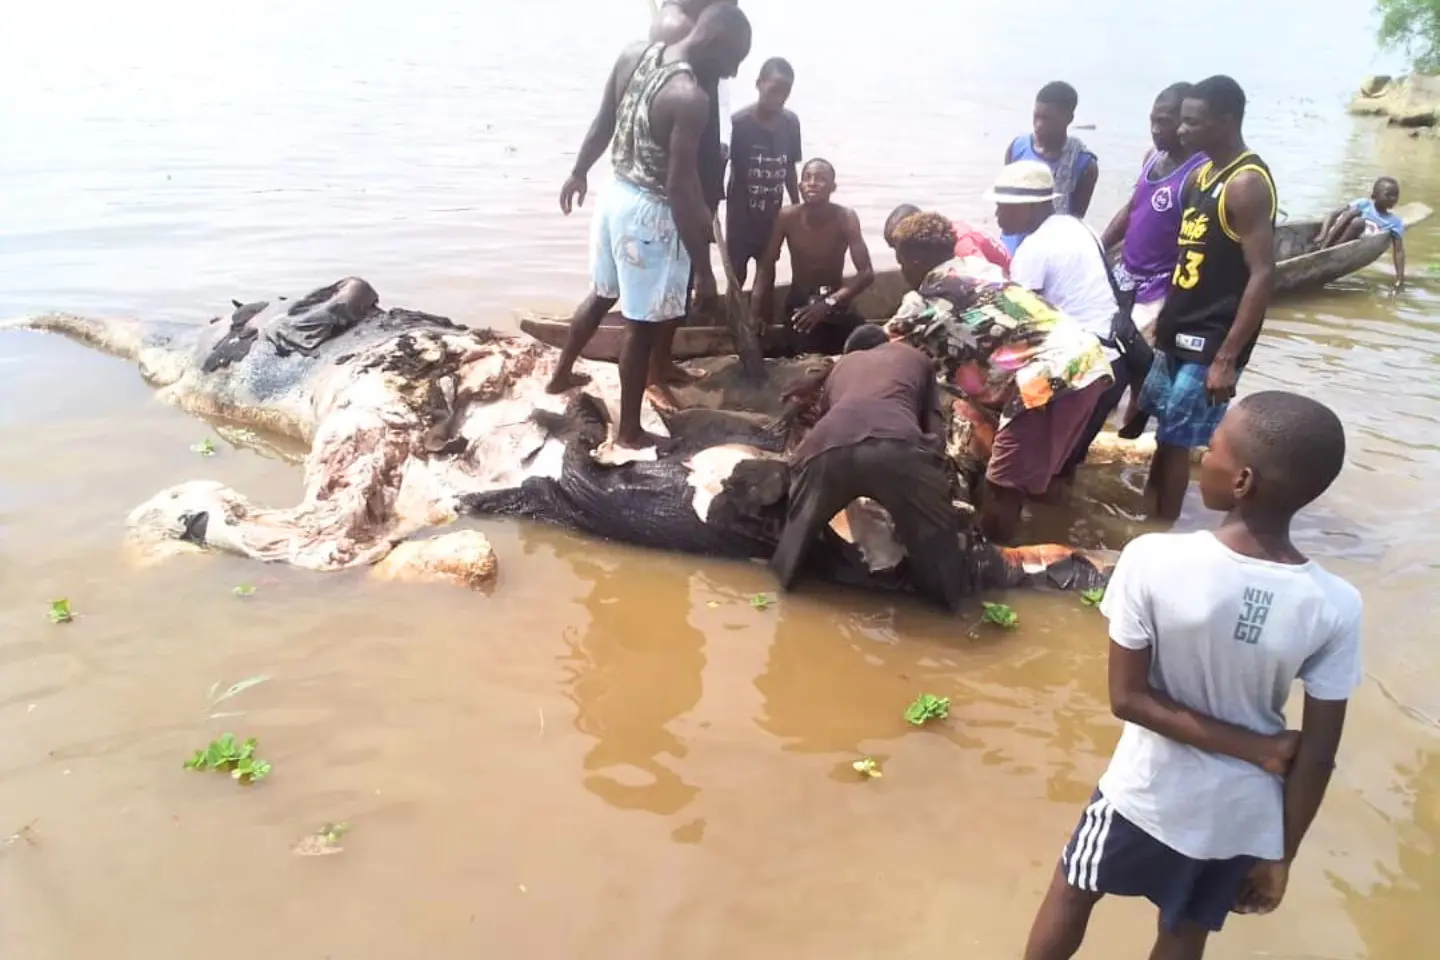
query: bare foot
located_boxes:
[645,384,680,412]
[545,370,592,394]
[663,362,705,385]
[611,429,678,454]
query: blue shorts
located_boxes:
[1139,352,1242,449]
[591,179,692,323]
[1061,790,1257,933]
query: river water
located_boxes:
[2,1,1438,957]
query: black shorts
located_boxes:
[1060,789,1258,933]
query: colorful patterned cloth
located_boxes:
[884,259,1111,426]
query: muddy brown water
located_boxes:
[2,1,1439,957]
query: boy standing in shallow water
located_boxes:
[725,57,802,287]
[1024,391,1364,960]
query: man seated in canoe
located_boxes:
[753,159,876,356]
[1315,176,1407,289]
[883,211,1113,544]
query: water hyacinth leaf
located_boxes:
[981,602,1019,629]
[233,584,256,597]
[1080,588,1105,607]
[48,599,74,624]
[750,593,773,610]
[191,438,217,457]
[904,693,951,726]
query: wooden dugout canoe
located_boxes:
[518,202,1430,362]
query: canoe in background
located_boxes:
[518,202,1430,362]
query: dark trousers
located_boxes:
[770,439,967,612]
[783,288,864,356]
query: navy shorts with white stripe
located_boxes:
[1061,789,1258,933]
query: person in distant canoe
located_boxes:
[884,203,1011,282]
[726,57,802,288]
[1001,81,1099,254]
[753,159,876,356]
[1316,176,1406,289]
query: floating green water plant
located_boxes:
[48,599,73,625]
[982,602,1019,629]
[183,733,272,784]
[190,438,217,457]
[749,593,773,611]
[904,694,951,726]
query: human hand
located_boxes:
[1257,730,1301,776]
[1206,360,1238,405]
[1234,859,1289,915]
[559,174,588,215]
[792,300,833,333]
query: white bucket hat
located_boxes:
[983,160,1060,205]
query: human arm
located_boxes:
[1237,609,1362,914]
[663,79,719,299]
[1108,644,1299,773]
[1208,170,1276,402]
[1101,539,1299,772]
[753,208,790,327]
[559,51,632,214]
[1071,156,1099,218]
[1392,234,1406,288]
[1099,150,1147,249]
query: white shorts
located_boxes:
[1132,296,1165,347]
[590,179,692,323]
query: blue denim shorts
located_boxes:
[1139,352,1242,449]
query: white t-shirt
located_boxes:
[1097,531,1364,861]
[1009,214,1120,361]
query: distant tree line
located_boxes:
[1379,0,1440,72]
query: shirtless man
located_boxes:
[550,0,738,395]
[753,159,876,356]
[552,7,751,455]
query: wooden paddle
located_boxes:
[711,210,767,381]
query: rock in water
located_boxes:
[371,530,498,590]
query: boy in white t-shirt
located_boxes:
[1023,391,1363,960]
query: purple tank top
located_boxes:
[1122,151,1209,303]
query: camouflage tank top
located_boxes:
[612,43,694,197]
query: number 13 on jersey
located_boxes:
[1173,250,1206,290]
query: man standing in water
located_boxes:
[1023,391,1361,960]
[552,6,752,455]
[753,159,876,356]
[1142,75,1277,521]
[552,0,738,396]
[1101,83,1208,347]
